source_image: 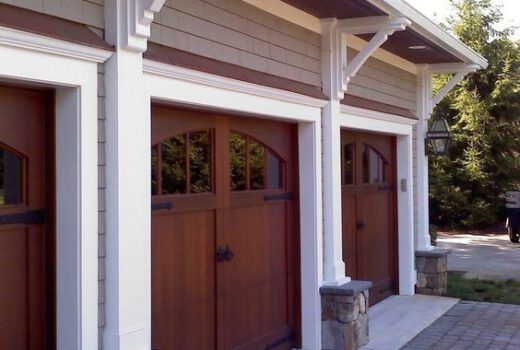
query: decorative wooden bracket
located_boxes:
[126,0,165,52]
[426,63,479,114]
[339,17,410,86]
[322,16,410,99]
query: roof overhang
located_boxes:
[244,0,487,69]
[367,0,488,68]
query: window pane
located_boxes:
[0,147,23,205]
[161,134,187,194]
[189,130,212,193]
[267,151,282,189]
[344,143,354,185]
[230,132,246,191]
[151,145,158,196]
[249,139,265,190]
[362,144,387,184]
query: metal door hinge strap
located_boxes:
[0,209,45,225]
[151,201,173,211]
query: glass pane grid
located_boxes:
[0,146,24,206]
[230,132,284,192]
[362,144,389,184]
[152,129,213,196]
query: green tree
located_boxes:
[429,0,520,228]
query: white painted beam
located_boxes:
[427,63,480,74]
[336,16,410,35]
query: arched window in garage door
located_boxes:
[229,131,285,191]
[0,144,24,205]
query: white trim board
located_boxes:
[339,108,416,296]
[339,111,415,136]
[368,0,487,68]
[0,40,104,349]
[0,26,112,63]
[143,69,324,349]
[341,105,417,126]
[143,66,324,122]
[143,59,328,109]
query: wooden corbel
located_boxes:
[324,16,411,99]
[126,0,166,52]
[427,63,479,113]
[339,17,410,85]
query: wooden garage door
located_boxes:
[151,106,299,350]
[341,130,397,305]
[0,85,53,349]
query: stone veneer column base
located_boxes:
[320,280,372,350]
[415,249,451,296]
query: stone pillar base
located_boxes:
[415,249,450,296]
[320,280,372,350]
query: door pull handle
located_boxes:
[216,245,234,262]
[356,220,366,231]
[216,246,226,262]
[224,245,234,262]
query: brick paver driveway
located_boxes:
[401,301,520,350]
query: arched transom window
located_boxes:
[151,130,285,195]
[229,132,284,191]
[362,144,389,184]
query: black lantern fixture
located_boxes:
[426,116,452,155]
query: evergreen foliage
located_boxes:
[429,0,520,228]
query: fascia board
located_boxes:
[367,0,488,68]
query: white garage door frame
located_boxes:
[0,26,112,349]
[339,104,417,295]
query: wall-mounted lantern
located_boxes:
[426,116,452,155]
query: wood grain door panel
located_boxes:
[0,85,52,349]
[151,107,299,350]
[152,210,217,349]
[221,204,293,350]
[341,130,397,305]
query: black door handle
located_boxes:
[216,246,227,262]
[216,245,234,262]
[224,245,234,262]
[356,220,366,231]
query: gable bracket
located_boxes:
[325,16,411,99]
[125,0,166,52]
[427,63,479,113]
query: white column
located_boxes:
[298,120,323,350]
[415,65,434,251]
[103,1,152,348]
[320,19,349,285]
[396,134,416,295]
